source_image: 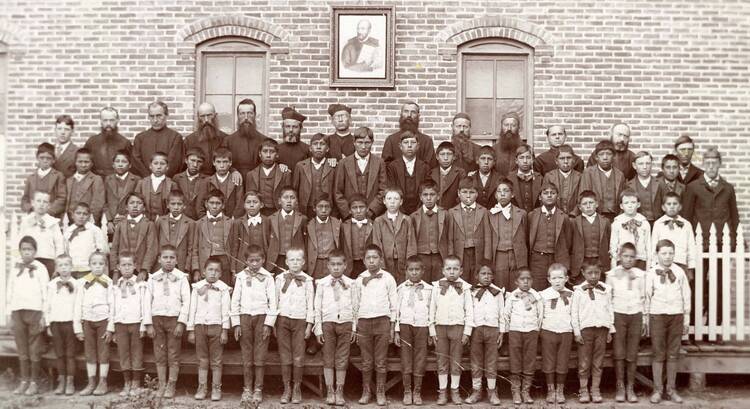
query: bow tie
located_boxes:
[362,272,382,286]
[118,278,137,297]
[331,277,348,302]
[83,273,109,289]
[582,282,605,300]
[352,219,368,227]
[550,289,572,309]
[197,282,221,300]
[663,218,684,230]
[282,272,306,293]
[168,217,179,226]
[15,263,36,278]
[406,281,424,306]
[622,219,642,242]
[517,172,533,182]
[473,284,500,299]
[425,209,436,217]
[127,218,139,227]
[616,268,638,290]
[515,290,537,311]
[462,205,475,213]
[245,271,266,287]
[656,268,676,284]
[208,216,222,223]
[248,215,262,226]
[32,217,47,230]
[68,225,87,242]
[439,279,463,295]
[56,279,75,294]
[155,271,178,296]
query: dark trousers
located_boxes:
[613,312,642,362]
[418,253,443,283]
[350,259,366,278]
[577,327,608,380]
[83,319,110,364]
[470,326,499,379]
[115,323,144,371]
[276,316,306,368]
[12,310,44,362]
[50,321,77,376]
[272,255,287,275]
[462,248,476,278]
[509,330,538,375]
[195,324,224,371]
[398,324,428,376]
[650,314,683,362]
[36,258,55,278]
[322,322,353,370]
[312,258,329,279]
[384,257,404,283]
[436,324,464,376]
[540,329,573,375]
[358,316,391,374]
[152,316,182,368]
[239,314,270,367]
[530,251,554,291]
[494,250,517,291]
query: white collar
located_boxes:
[423,205,438,213]
[440,166,452,176]
[386,212,399,221]
[403,156,416,165]
[479,171,490,181]
[152,174,166,183]
[517,170,533,178]
[207,212,224,219]
[597,165,612,176]
[355,152,369,162]
[559,169,571,178]
[704,174,720,184]
[57,141,70,151]
[116,172,129,180]
[462,202,477,210]
[316,216,329,224]
[352,218,368,227]
[186,172,199,181]
[168,214,182,221]
[583,213,598,224]
[490,203,512,218]
[127,214,143,223]
[247,214,262,225]
[541,206,556,216]
[638,176,651,188]
[73,172,87,181]
[37,167,52,178]
[216,173,229,183]
[262,164,275,176]
[311,158,325,169]
[281,209,295,218]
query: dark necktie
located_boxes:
[362,272,382,286]
[550,289,572,309]
[15,263,35,278]
[663,218,684,230]
[582,282,605,301]
[472,284,500,299]
[656,268,676,284]
[406,281,424,306]
[439,279,463,295]
[197,282,220,301]
[282,272,306,293]
[68,225,87,242]
[245,271,266,287]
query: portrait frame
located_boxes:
[329,5,396,88]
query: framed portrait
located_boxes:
[330,5,396,88]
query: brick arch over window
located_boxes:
[0,19,26,48]
[437,16,554,56]
[176,15,290,54]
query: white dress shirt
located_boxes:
[471,284,505,328]
[64,222,109,272]
[598,166,612,178]
[216,173,229,184]
[355,152,370,174]
[583,213,598,224]
[645,263,691,321]
[651,215,696,269]
[276,270,315,323]
[147,268,191,324]
[73,274,114,333]
[611,213,651,264]
[313,274,357,336]
[355,269,398,322]
[7,259,49,313]
[403,156,416,175]
[108,276,151,332]
[502,288,543,333]
[571,281,615,336]
[429,278,474,337]
[37,167,52,178]
[262,164,276,177]
[151,174,166,191]
[605,267,646,314]
[187,279,231,330]
[490,203,512,219]
[395,280,433,331]
[540,287,573,333]
[312,158,325,170]
[46,276,77,323]
[19,213,65,260]
[230,268,277,327]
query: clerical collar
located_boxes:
[335,131,350,137]
[37,168,51,178]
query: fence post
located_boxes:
[708,223,718,341]
[694,224,704,340]
[0,210,7,327]
[721,224,732,341]
[736,227,746,341]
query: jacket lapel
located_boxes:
[222,216,231,245]
[135,219,148,248]
[554,211,563,242]
[293,214,303,236]
[366,157,379,197]
[332,218,341,247]
[529,210,540,246]
[437,209,446,237]
[79,173,94,195]
[345,158,358,191]
[308,220,319,249]
[451,207,465,234]
[301,161,312,184]
[175,218,189,246]
[575,216,584,238]
[512,206,523,237]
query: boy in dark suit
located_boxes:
[570,191,612,285]
[306,194,341,279]
[155,190,195,274]
[246,138,291,216]
[508,144,542,213]
[527,182,573,291]
[657,154,685,197]
[626,151,663,224]
[542,144,581,217]
[22,143,67,218]
[66,148,105,225]
[386,131,430,215]
[673,134,704,185]
[229,190,270,274]
[580,140,626,222]
[104,150,140,235]
[52,114,78,178]
[410,180,452,283]
[134,151,177,220]
[468,146,501,209]
[293,133,336,219]
[173,147,208,220]
[448,177,492,278]
[431,141,466,210]
[109,192,158,282]
[533,125,584,176]
[340,194,373,276]
[266,186,307,274]
[196,147,244,219]
[334,126,387,219]
[487,178,528,290]
[372,187,418,282]
[191,189,233,284]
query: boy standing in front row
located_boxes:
[46,255,78,396]
[539,263,574,404]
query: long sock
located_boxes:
[324,368,334,386]
[438,374,448,389]
[451,374,461,389]
[86,363,97,378]
[336,370,347,387]
[66,357,76,377]
[487,378,496,389]
[100,363,109,378]
[472,378,482,390]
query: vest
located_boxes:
[517,178,535,212]
[403,171,418,214]
[461,207,477,248]
[557,173,573,213]
[597,170,617,214]
[635,180,655,220]
[278,215,295,254]
[356,160,369,196]
[582,217,601,258]
[126,221,139,249]
[259,168,276,208]
[149,187,164,217]
[417,211,439,254]
[350,223,368,260]
[209,220,226,256]
[533,213,556,253]
[315,221,335,259]
[245,220,266,249]
[115,176,129,197]
[496,214,514,251]
[309,164,324,209]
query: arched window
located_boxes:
[458,38,534,146]
[195,37,268,134]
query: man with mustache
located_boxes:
[380,102,437,168]
[277,106,310,170]
[533,125,584,176]
[223,98,270,176]
[184,102,229,176]
[450,112,482,172]
[586,122,637,180]
[326,103,356,162]
[492,113,524,176]
[672,134,704,185]
[83,106,133,177]
[132,101,184,178]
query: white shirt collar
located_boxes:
[186,172,199,181]
[208,212,224,219]
[311,158,325,170]
[462,202,477,210]
[116,172,129,180]
[151,174,166,189]
[559,169,571,178]
[216,173,229,183]
[37,167,52,178]
[403,156,416,175]
[73,172,86,182]
[127,214,143,223]
[440,166,451,176]
[583,213,598,224]
[704,173,720,184]
[422,205,437,213]
[541,206,556,216]
[355,152,369,162]
[57,141,70,152]
[597,165,612,177]
[281,209,294,218]
[316,216,329,224]
[352,218,368,227]
[386,212,399,221]
[638,176,651,188]
[262,164,275,176]
[247,214,262,225]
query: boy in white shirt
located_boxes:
[187,257,231,401]
[231,244,277,402]
[46,255,78,396]
[394,256,433,405]
[19,190,65,276]
[645,239,691,404]
[429,255,474,405]
[314,249,357,406]
[651,192,696,279]
[539,263,574,404]
[275,247,315,404]
[74,251,114,396]
[610,190,651,270]
[64,202,108,279]
[606,243,646,403]
[107,252,151,397]
[145,245,191,398]
[571,263,615,403]
[465,262,504,405]
[355,244,398,406]
[7,236,49,396]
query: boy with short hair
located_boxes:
[340,194,373,276]
[627,151,663,224]
[657,154,685,197]
[571,263,614,404]
[173,147,207,220]
[66,148,105,225]
[611,190,652,270]
[104,149,140,235]
[192,189,233,284]
[355,244,399,406]
[386,131,430,215]
[64,202,108,279]
[19,190,65,275]
[334,126,387,219]
[373,187,418,282]
[229,191,270,273]
[306,194,341,278]
[488,178,528,290]
[651,192,696,278]
[527,182,573,290]
[134,151,177,220]
[394,256,433,405]
[314,249,357,406]
[110,193,158,282]
[449,177,492,279]
[155,190,195,273]
[542,144,582,216]
[52,114,78,178]
[188,257,231,401]
[267,187,307,274]
[293,132,336,219]
[22,142,67,218]
[197,148,244,218]
[571,190,612,285]
[508,144,543,213]
[431,141,466,210]
[410,180,451,283]
[46,254,78,395]
[246,138,291,216]
[467,146,501,209]
[540,263,574,404]
[429,255,474,405]
[145,245,191,398]
[580,140,626,222]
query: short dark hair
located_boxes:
[619,242,637,254]
[124,192,145,205]
[364,244,383,258]
[73,201,91,213]
[160,244,178,255]
[655,239,675,252]
[353,126,374,141]
[112,149,131,163]
[478,145,495,159]
[349,193,367,208]
[213,147,232,162]
[436,141,456,155]
[75,148,92,159]
[418,179,438,195]
[37,143,55,158]
[204,256,223,270]
[405,255,423,268]
[661,154,680,168]
[243,245,264,260]
[663,191,681,204]
[328,248,346,261]
[556,144,575,157]
[205,189,225,203]
[458,176,477,191]
[619,189,639,203]
[185,147,206,161]
[260,138,279,151]
[579,190,597,203]
[150,151,169,164]
[148,101,169,116]
[118,251,136,263]
[168,190,185,202]
[236,98,257,115]
[497,177,513,190]
[55,114,75,129]
[19,235,38,251]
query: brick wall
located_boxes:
[1,0,750,230]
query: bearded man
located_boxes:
[277,106,310,169]
[381,101,436,167]
[184,102,229,175]
[223,98,269,176]
[131,101,184,178]
[492,113,523,176]
[587,122,637,180]
[83,106,133,176]
[451,112,482,172]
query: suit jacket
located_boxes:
[340,219,373,275]
[487,205,528,269]
[334,154,387,219]
[266,211,307,270]
[173,172,207,221]
[579,166,626,215]
[528,208,573,268]
[191,214,233,272]
[110,217,158,272]
[508,172,543,213]
[468,170,502,209]
[431,166,466,210]
[386,157,430,214]
[53,142,78,178]
[293,158,337,218]
[533,148,584,175]
[410,206,451,259]
[22,169,67,218]
[542,170,582,216]
[131,127,185,178]
[134,176,178,220]
[682,176,739,250]
[448,204,492,267]
[196,174,244,218]
[66,172,106,224]
[155,214,195,271]
[306,217,342,272]
[626,177,663,221]
[229,214,271,272]
[679,163,704,185]
[570,214,611,284]
[245,165,291,212]
[104,173,141,222]
[372,212,418,266]
[381,130,437,168]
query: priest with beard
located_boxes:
[380,101,437,168]
[277,106,310,170]
[83,106,133,177]
[131,101,184,178]
[223,98,269,176]
[450,112,482,172]
[586,122,637,180]
[492,113,523,176]
[326,103,355,161]
[184,102,229,176]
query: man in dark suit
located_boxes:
[381,102,436,168]
[52,114,78,178]
[132,101,184,178]
[451,113,482,172]
[223,98,269,177]
[83,106,133,177]
[333,126,387,219]
[277,107,310,170]
[184,102,229,176]
[673,134,704,185]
